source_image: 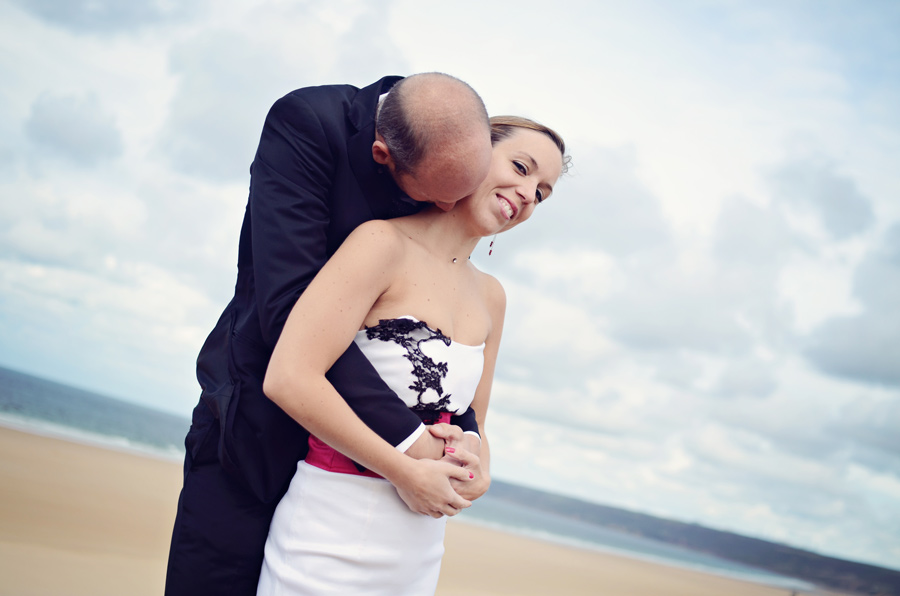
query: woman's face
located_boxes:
[466,128,563,235]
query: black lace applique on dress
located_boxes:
[365,318,458,420]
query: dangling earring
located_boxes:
[488,235,497,256]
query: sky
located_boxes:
[1,0,899,572]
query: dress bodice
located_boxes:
[354,316,485,418]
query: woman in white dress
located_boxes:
[258,116,568,595]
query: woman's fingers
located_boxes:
[394,459,472,517]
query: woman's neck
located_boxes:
[400,206,483,264]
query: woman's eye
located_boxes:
[514,161,527,174]
[535,189,544,203]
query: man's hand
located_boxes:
[393,458,473,518]
[405,423,471,461]
[405,427,446,461]
[427,423,467,449]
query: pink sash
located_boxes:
[305,412,453,478]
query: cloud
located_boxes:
[156,32,277,181]
[830,394,900,474]
[605,275,756,354]
[331,4,411,84]
[481,143,678,351]
[10,0,202,34]
[804,223,900,386]
[156,29,319,182]
[491,172,800,392]
[0,173,149,275]
[0,258,214,414]
[533,144,673,257]
[0,146,14,172]
[806,315,900,386]
[710,358,778,399]
[767,154,876,241]
[154,3,417,184]
[714,194,804,266]
[24,92,124,167]
[599,222,789,357]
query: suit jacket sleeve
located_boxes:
[248,90,429,448]
[451,408,478,434]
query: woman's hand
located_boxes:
[392,458,473,518]
[431,424,491,501]
[393,424,489,514]
[445,443,490,501]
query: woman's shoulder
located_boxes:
[350,218,403,236]
[345,219,407,255]
[472,268,507,313]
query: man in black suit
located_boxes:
[165,73,493,595]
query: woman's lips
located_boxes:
[498,195,516,219]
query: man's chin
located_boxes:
[434,201,456,212]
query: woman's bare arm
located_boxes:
[448,273,505,501]
[264,220,472,517]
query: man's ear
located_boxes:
[372,138,392,166]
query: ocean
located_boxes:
[0,365,813,592]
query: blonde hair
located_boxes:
[490,115,571,173]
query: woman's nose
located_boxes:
[519,184,537,204]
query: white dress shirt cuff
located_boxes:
[396,423,426,453]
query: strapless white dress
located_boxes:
[257,317,485,595]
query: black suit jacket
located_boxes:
[195,76,477,504]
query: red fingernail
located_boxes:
[469,472,474,479]
[446,447,456,454]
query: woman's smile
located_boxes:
[498,194,517,220]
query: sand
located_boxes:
[0,424,846,596]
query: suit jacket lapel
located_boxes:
[347,76,421,219]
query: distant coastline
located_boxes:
[479,481,900,596]
[0,365,189,460]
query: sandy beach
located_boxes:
[0,424,847,596]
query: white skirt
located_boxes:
[257,462,447,596]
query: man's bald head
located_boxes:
[374,73,492,207]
